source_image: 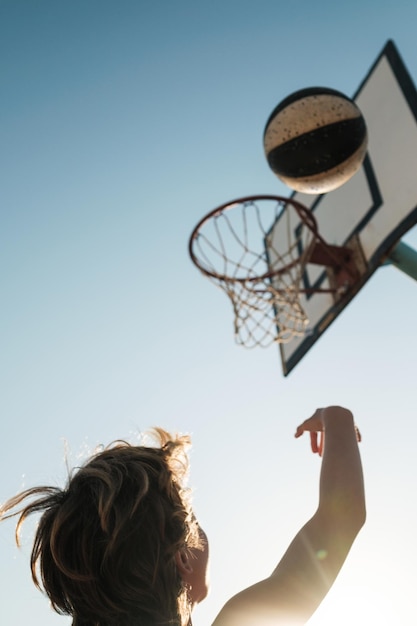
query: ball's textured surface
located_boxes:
[263,87,368,194]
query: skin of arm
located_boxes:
[212,406,366,626]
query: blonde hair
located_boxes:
[1,429,200,626]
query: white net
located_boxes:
[190,196,318,347]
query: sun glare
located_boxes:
[307,585,399,626]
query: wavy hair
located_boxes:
[0,429,200,626]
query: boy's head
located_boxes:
[1,429,208,626]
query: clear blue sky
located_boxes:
[2,1,417,624]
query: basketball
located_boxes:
[263,87,368,194]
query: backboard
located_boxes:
[267,40,417,375]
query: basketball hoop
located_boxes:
[188,195,361,347]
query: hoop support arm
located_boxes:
[385,239,417,282]
[308,242,353,267]
[306,240,361,290]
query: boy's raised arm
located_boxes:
[212,406,366,626]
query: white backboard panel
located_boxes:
[269,40,417,375]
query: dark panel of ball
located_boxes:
[267,116,367,178]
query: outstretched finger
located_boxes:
[310,431,319,454]
[318,431,324,456]
[294,424,305,439]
